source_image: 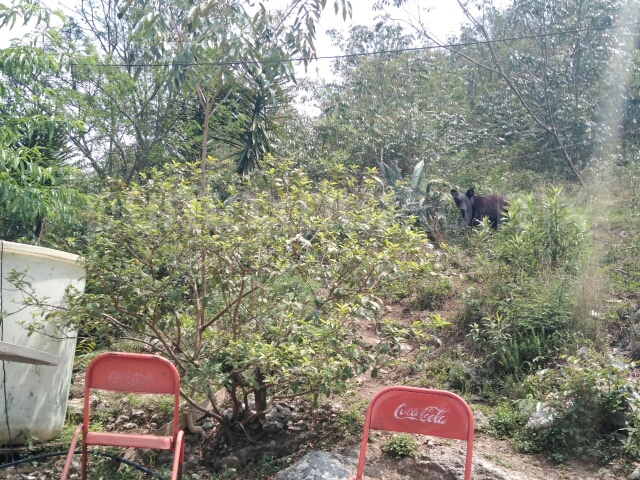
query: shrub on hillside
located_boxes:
[414,277,452,310]
[468,275,575,379]
[516,351,639,463]
[461,189,589,387]
[66,160,432,433]
[494,188,588,277]
[606,229,640,300]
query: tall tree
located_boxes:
[0,1,85,242]
[58,0,194,183]
[120,0,352,193]
[310,23,471,176]
[375,0,636,184]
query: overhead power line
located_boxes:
[71,21,640,68]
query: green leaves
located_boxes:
[0,3,85,242]
[0,1,58,32]
[332,0,351,20]
[382,433,418,459]
[109,0,352,180]
[0,149,85,241]
[0,47,62,83]
[519,351,638,461]
[492,188,588,276]
[79,161,430,427]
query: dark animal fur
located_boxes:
[451,188,508,229]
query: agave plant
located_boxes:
[378,159,453,240]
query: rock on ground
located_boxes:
[274,451,355,480]
[275,448,527,480]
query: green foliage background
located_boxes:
[3,0,640,471]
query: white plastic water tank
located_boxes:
[0,241,85,444]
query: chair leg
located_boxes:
[60,425,83,480]
[81,442,88,480]
[171,431,185,480]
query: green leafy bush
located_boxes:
[69,160,431,433]
[490,403,528,439]
[468,276,575,380]
[374,317,441,356]
[0,40,86,243]
[414,277,451,310]
[458,287,485,326]
[461,189,588,386]
[378,159,462,243]
[335,406,365,439]
[447,361,479,393]
[493,188,588,277]
[606,229,640,299]
[372,316,451,377]
[382,433,418,459]
[517,352,639,462]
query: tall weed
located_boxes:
[461,189,589,387]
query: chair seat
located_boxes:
[85,432,174,450]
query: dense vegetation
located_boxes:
[2,0,640,474]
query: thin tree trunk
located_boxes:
[200,102,212,198]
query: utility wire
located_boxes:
[67,21,640,68]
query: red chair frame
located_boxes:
[61,352,185,480]
[352,386,474,480]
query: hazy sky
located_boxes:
[291,0,471,81]
[312,0,470,54]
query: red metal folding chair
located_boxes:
[61,352,185,480]
[350,386,474,480]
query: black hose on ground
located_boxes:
[0,450,167,480]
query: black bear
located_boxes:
[450,188,508,229]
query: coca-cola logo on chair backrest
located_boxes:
[393,403,448,425]
[368,389,470,440]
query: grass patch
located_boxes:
[56,420,104,444]
[334,401,368,440]
[382,433,418,459]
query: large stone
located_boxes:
[263,421,283,433]
[526,407,555,431]
[184,455,199,470]
[274,451,355,480]
[397,450,527,480]
[220,468,237,479]
[218,455,240,469]
[276,447,526,480]
[473,410,491,429]
[202,421,214,431]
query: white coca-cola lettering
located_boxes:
[419,407,447,424]
[393,403,448,425]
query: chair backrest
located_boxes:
[355,386,474,480]
[83,352,180,440]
